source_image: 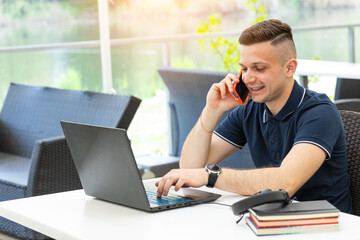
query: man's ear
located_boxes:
[285,59,298,77]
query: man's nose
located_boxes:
[242,71,255,84]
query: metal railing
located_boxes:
[1,23,359,61]
[0,22,359,92]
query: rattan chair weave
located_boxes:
[340,110,360,216]
[335,99,360,113]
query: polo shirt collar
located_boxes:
[263,81,306,123]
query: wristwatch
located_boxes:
[206,164,222,188]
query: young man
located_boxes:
[156,19,352,213]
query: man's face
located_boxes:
[239,41,292,107]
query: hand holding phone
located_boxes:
[232,70,250,104]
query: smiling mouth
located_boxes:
[250,86,265,91]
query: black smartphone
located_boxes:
[233,70,249,104]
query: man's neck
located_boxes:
[266,79,295,116]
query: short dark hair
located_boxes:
[239,19,294,46]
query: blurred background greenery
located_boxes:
[0,0,359,155]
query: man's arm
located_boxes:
[215,143,326,197]
[180,73,244,169]
[179,107,239,169]
[156,142,326,197]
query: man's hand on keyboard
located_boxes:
[155,168,208,197]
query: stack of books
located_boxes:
[245,200,340,236]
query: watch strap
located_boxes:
[206,172,218,188]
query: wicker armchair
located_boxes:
[335,98,360,113]
[339,110,360,216]
[0,83,141,239]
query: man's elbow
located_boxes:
[280,177,302,198]
[276,169,302,198]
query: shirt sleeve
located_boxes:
[214,107,247,148]
[294,104,343,159]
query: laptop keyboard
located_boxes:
[145,189,191,206]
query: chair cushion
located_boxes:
[0,152,30,201]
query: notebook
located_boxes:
[249,200,340,221]
[60,121,221,212]
[245,216,339,236]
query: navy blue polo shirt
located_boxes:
[214,80,352,213]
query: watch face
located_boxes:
[207,164,221,172]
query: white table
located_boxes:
[297,59,360,79]
[296,59,360,88]
[0,180,359,240]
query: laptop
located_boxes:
[60,121,221,212]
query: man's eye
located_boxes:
[256,68,265,72]
[242,68,248,72]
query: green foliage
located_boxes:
[197,13,240,72]
[245,0,268,23]
[114,72,164,99]
[57,67,83,90]
[196,1,268,72]
[172,56,197,69]
[57,1,85,17]
[2,0,31,18]
[0,0,85,19]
